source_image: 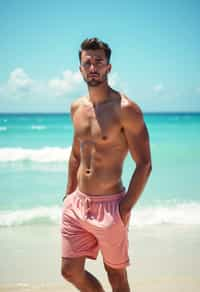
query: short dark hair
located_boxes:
[79,37,111,64]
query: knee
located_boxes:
[61,265,74,282]
[61,260,79,283]
[105,265,128,288]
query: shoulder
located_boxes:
[120,94,144,131]
[70,96,87,117]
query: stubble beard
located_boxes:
[84,73,108,87]
[86,79,102,87]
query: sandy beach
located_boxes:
[0,224,200,292]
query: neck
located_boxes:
[88,82,111,105]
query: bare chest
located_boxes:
[73,104,121,142]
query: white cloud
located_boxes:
[8,68,34,92]
[48,70,83,96]
[0,67,125,111]
[0,68,34,101]
[48,70,123,97]
[153,83,164,94]
[109,72,119,87]
[108,72,128,92]
[0,68,122,100]
[0,68,85,101]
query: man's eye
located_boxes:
[82,62,90,67]
[81,60,105,68]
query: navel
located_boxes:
[102,135,107,140]
[85,168,92,175]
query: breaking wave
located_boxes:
[1,202,200,227]
[0,147,71,162]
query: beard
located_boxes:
[83,73,108,87]
[86,79,103,87]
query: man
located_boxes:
[61,37,152,292]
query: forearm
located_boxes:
[65,153,80,196]
[122,162,152,211]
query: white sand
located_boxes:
[0,224,200,291]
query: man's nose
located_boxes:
[89,64,96,71]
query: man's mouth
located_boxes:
[88,74,99,77]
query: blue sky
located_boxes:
[0,0,200,112]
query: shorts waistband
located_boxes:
[76,188,126,202]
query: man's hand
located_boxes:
[119,200,131,226]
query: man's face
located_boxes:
[80,49,111,87]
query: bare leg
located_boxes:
[104,263,130,292]
[61,257,105,292]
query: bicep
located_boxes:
[123,114,151,166]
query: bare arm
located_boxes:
[64,103,81,198]
[64,136,80,196]
[120,100,152,217]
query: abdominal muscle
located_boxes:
[77,141,127,195]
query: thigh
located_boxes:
[97,203,129,269]
[61,195,99,259]
[61,225,99,259]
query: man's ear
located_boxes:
[107,64,112,73]
[79,65,83,73]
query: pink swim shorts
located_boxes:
[61,188,130,269]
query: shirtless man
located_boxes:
[61,38,152,292]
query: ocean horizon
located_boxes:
[1,111,200,114]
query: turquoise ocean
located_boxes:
[0,112,200,227]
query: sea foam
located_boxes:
[31,125,47,130]
[0,206,61,227]
[1,202,200,227]
[0,147,71,162]
[133,202,200,226]
[0,126,7,131]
